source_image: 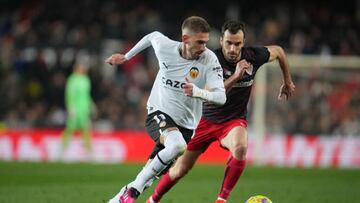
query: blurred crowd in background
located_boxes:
[266,68,360,136]
[0,0,359,135]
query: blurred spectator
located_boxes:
[265,69,360,136]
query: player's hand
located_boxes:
[183,77,194,97]
[234,59,251,79]
[278,81,295,100]
[105,54,127,65]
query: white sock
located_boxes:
[148,196,158,203]
[125,170,153,193]
[131,130,186,192]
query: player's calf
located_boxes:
[169,161,192,181]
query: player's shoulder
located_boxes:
[242,46,268,54]
[201,48,220,65]
[151,31,179,48]
[67,74,76,81]
[213,48,224,61]
[242,46,269,59]
[151,31,176,42]
[150,31,166,39]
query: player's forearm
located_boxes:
[224,75,238,91]
[224,71,245,91]
[268,45,292,84]
[192,85,226,105]
[277,48,293,84]
[125,31,161,60]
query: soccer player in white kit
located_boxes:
[105,16,226,203]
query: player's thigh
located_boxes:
[78,115,91,131]
[145,111,191,145]
[171,149,202,177]
[65,117,78,131]
[220,126,247,151]
[146,111,169,145]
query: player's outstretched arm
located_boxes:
[183,78,226,105]
[105,31,164,65]
[266,45,295,100]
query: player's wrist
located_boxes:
[124,54,130,61]
[233,70,244,80]
[283,78,293,86]
[192,84,213,101]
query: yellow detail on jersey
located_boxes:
[189,67,199,79]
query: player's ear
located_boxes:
[220,36,223,47]
[182,34,190,43]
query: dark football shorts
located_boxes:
[145,110,194,159]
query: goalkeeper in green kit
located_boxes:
[60,58,94,157]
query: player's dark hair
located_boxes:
[182,16,211,33]
[221,20,246,38]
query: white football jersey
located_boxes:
[125,31,224,129]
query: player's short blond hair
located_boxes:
[181,16,210,34]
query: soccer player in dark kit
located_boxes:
[146,20,296,203]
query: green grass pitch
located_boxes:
[0,161,359,203]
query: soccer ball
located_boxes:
[245,195,273,203]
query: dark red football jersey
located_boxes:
[202,47,270,123]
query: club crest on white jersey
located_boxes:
[125,31,224,129]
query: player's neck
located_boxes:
[179,43,191,60]
[75,70,86,74]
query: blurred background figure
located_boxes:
[60,55,94,157]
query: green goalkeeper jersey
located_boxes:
[65,73,91,116]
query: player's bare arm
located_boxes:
[266,45,296,100]
[223,59,251,91]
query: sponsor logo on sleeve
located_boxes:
[212,66,223,79]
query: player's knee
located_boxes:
[231,143,247,160]
[163,130,187,157]
[64,127,75,134]
[168,142,186,157]
[178,142,187,155]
